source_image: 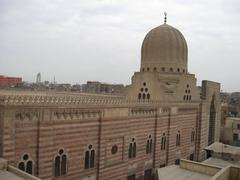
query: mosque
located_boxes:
[0,15,221,180]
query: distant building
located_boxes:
[221,102,229,126]
[36,73,41,84]
[220,92,240,118]
[221,117,240,146]
[71,84,82,91]
[82,81,125,94]
[0,75,22,87]
[55,83,71,91]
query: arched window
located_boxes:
[138,83,150,101]
[54,149,67,177]
[191,129,195,142]
[138,93,141,100]
[184,84,191,101]
[90,149,95,168]
[128,143,133,158]
[161,67,165,72]
[146,135,152,154]
[147,93,150,100]
[176,131,181,146]
[161,133,166,150]
[143,93,146,100]
[61,154,67,175]
[133,142,136,157]
[18,162,25,171]
[55,156,60,177]
[153,67,157,71]
[26,161,33,174]
[84,145,95,169]
[150,138,152,153]
[128,138,136,158]
[147,67,150,71]
[146,140,149,154]
[208,95,216,145]
[18,154,34,175]
[170,68,173,72]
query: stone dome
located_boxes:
[141,23,188,73]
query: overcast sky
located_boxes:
[0,0,239,92]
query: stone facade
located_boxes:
[221,117,240,146]
[0,20,221,180]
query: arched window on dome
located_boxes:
[138,93,141,100]
[161,67,165,72]
[138,83,150,101]
[143,93,146,99]
[177,68,180,72]
[170,68,173,72]
[142,68,145,72]
[147,67,150,72]
[184,84,191,101]
[153,67,157,71]
[147,93,150,100]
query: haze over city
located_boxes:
[1,0,240,92]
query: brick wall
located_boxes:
[0,76,22,87]
[0,105,203,180]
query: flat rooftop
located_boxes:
[157,159,240,180]
[0,157,41,180]
[204,142,240,155]
[204,157,240,168]
[158,165,212,180]
[0,170,25,180]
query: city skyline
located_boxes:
[1,0,240,92]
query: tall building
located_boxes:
[0,18,221,180]
[36,73,41,84]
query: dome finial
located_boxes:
[164,12,167,24]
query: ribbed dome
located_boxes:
[141,23,188,73]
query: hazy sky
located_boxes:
[0,0,240,92]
